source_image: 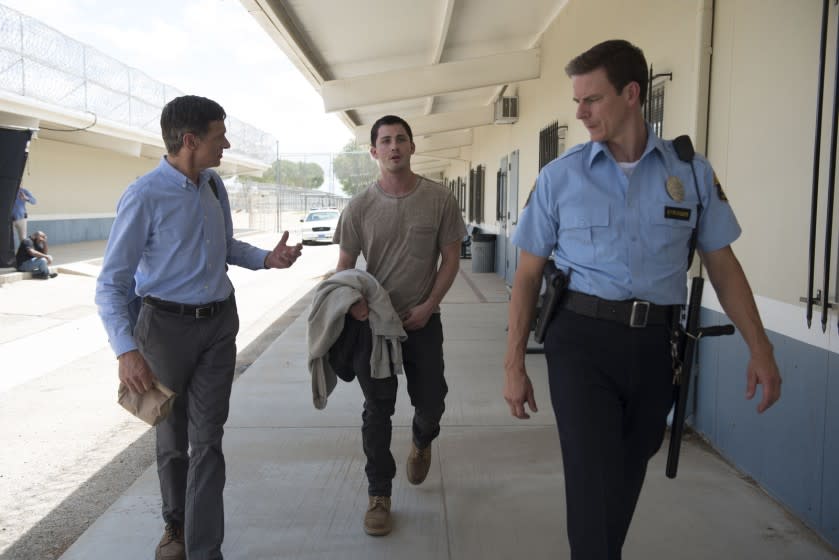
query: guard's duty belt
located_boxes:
[560,290,674,328]
[143,294,232,319]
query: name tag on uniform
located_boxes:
[664,206,691,221]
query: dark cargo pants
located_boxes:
[355,313,448,497]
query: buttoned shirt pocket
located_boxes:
[407,224,437,260]
[558,205,609,264]
[647,206,696,263]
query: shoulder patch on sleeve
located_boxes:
[713,171,728,202]
[523,182,537,208]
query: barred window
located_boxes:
[539,121,567,171]
[647,82,666,138]
[644,65,672,138]
[447,176,467,214]
[539,121,558,171]
[496,166,507,221]
[469,165,485,223]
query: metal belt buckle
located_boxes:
[629,301,650,328]
[194,305,212,319]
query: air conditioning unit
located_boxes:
[494,96,519,124]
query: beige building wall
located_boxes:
[21,137,157,219]
[707,0,824,305]
[446,0,709,235]
[444,0,826,308]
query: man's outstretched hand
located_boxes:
[265,231,303,269]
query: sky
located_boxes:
[0,0,353,155]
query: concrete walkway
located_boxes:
[0,232,337,559]
[42,252,836,559]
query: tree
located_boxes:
[332,139,379,197]
[261,159,324,189]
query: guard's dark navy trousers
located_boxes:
[544,308,674,560]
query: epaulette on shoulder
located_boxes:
[539,143,585,171]
[558,143,585,160]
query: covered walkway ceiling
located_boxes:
[241,0,567,174]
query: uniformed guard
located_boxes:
[503,39,782,560]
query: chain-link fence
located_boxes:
[0,3,276,162]
[223,148,461,235]
[225,152,352,233]
[228,182,349,234]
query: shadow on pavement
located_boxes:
[0,285,318,560]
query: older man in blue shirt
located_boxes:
[504,40,781,560]
[96,95,302,560]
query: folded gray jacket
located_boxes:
[307,269,407,409]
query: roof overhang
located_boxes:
[241,0,568,163]
[0,91,269,176]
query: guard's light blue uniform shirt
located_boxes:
[513,126,741,305]
[96,157,269,357]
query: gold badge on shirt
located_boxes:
[665,176,685,202]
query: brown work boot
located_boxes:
[364,495,392,536]
[155,522,185,560]
[406,441,432,485]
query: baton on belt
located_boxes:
[665,276,734,478]
[665,135,735,478]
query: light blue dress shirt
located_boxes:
[96,157,269,356]
[513,126,741,305]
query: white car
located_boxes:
[300,208,340,244]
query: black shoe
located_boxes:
[32,272,49,279]
[48,272,58,278]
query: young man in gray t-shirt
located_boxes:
[334,115,466,537]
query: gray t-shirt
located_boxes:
[334,176,467,314]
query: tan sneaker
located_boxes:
[364,495,392,536]
[406,441,432,485]
[155,522,185,560]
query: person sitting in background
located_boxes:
[16,231,57,279]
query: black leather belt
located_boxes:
[143,294,231,319]
[560,290,675,328]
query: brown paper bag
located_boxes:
[117,381,176,426]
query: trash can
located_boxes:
[460,234,472,259]
[471,232,496,273]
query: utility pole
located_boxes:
[329,151,335,195]
[275,140,281,233]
